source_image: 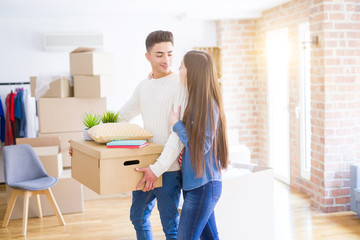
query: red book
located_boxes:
[106,143,149,149]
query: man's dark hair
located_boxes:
[145,30,174,53]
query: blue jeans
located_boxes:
[130,171,182,240]
[177,181,222,240]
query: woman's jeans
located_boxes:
[130,171,182,240]
[178,181,222,240]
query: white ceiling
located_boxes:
[1,0,291,20]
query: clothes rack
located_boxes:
[0,82,30,86]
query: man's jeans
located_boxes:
[177,181,222,240]
[130,171,182,240]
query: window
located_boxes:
[298,22,312,180]
[266,28,290,184]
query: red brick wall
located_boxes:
[310,0,360,212]
[256,0,311,177]
[216,19,260,163]
[217,0,360,212]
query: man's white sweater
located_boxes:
[118,73,188,177]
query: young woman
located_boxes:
[169,50,229,240]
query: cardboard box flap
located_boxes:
[33,146,59,156]
[30,76,73,98]
[16,136,61,153]
[70,139,163,159]
[71,47,96,54]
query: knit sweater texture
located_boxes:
[118,73,188,177]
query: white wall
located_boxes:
[0,9,216,182]
[0,11,216,112]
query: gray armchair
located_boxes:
[350,163,360,216]
[2,144,65,236]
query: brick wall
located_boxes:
[216,19,260,163]
[217,0,360,212]
[256,0,311,175]
[310,0,360,212]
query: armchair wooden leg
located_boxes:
[35,194,43,219]
[22,191,31,236]
[2,189,20,228]
[44,188,65,226]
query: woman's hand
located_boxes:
[169,105,181,127]
[147,72,154,79]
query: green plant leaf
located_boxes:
[101,110,119,123]
[82,112,101,129]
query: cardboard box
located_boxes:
[16,137,63,177]
[33,146,63,177]
[215,163,273,240]
[74,75,113,98]
[83,185,131,200]
[7,169,84,220]
[37,97,107,133]
[30,76,36,97]
[30,76,73,98]
[70,47,114,75]
[70,139,163,195]
[16,136,61,150]
[32,145,59,155]
[38,131,83,168]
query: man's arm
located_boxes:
[118,82,142,122]
[136,83,187,191]
[136,131,183,191]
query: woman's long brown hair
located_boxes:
[182,50,228,177]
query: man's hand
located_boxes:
[136,166,158,192]
[68,140,73,156]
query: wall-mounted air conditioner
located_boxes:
[43,32,104,52]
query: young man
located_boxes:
[118,30,187,240]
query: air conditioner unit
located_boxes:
[43,32,104,52]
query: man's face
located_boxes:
[146,42,173,78]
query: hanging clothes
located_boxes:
[10,92,15,123]
[10,92,16,144]
[0,98,5,142]
[14,91,22,140]
[20,89,27,137]
[24,89,38,138]
[5,92,15,145]
[2,86,37,143]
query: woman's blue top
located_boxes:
[172,106,222,191]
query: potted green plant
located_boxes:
[82,112,101,140]
[101,110,120,123]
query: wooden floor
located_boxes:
[0,180,360,240]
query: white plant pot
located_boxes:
[83,128,93,141]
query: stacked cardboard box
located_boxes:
[12,48,113,217]
[38,131,83,167]
[30,76,73,98]
[31,48,111,167]
[70,47,114,98]
[36,97,107,167]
